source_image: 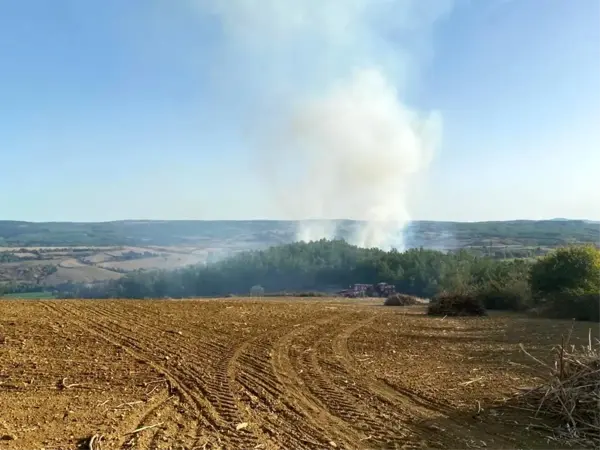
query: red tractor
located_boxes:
[373,282,396,297]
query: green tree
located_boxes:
[55,239,540,303]
[529,245,600,298]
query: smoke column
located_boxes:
[193,0,452,249]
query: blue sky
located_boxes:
[1,0,598,222]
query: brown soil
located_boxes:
[0,298,596,450]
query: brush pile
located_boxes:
[384,293,420,306]
[517,328,599,446]
[427,292,487,316]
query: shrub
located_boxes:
[530,245,600,298]
[544,290,600,322]
[384,293,420,306]
[476,280,532,311]
[293,291,330,297]
[427,292,487,316]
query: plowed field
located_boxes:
[0,298,595,449]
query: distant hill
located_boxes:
[0,220,297,248]
[0,219,598,248]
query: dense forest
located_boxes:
[58,240,531,299]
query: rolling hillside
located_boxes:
[1,219,597,247]
[0,219,598,288]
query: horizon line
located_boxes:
[1,218,597,224]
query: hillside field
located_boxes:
[1,297,596,449]
[0,246,215,287]
[1,219,598,289]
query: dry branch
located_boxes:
[60,377,82,389]
[127,422,164,435]
[114,400,144,409]
[88,434,103,450]
[514,326,599,446]
[144,378,168,386]
[460,376,484,386]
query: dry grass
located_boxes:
[516,326,600,447]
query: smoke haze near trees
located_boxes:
[192,0,451,249]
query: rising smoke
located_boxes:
[193,0,452,249]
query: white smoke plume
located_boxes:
[192,0,452,249]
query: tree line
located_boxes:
[7,239,598,321]
[58,240,529,299]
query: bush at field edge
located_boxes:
[428,292,487,317]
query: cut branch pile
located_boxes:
[384,293,421,306]
[517,327,599,446]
